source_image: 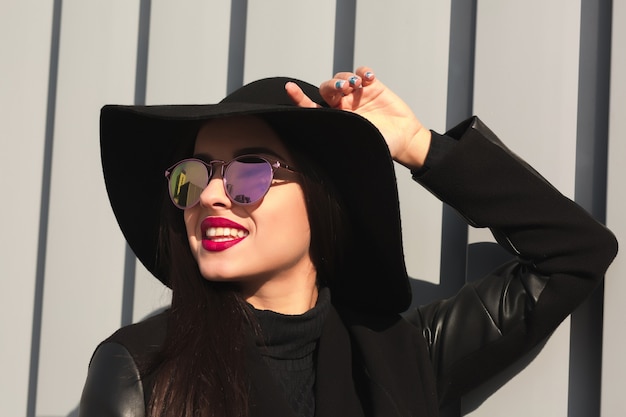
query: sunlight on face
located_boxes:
[183,116,315,304]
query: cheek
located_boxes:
[268,188,311,246]
[183,208,200,257]
[291,200,311,239]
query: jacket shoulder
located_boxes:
[79,342,146,417]
[79,310,169,416]
[103,309,169,364]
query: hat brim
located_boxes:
[100,78,411,313]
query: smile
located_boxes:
[205,227,249,240]
[201,217,249,252]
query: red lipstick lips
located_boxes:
[200,217,249,252]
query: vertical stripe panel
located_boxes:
[244,0,336,83]
[467,1,582,415]
[27,2,63,414]
[569,0,613,415]
[121,0,153,328]
[439,2,478,414]
[602,0,626,415]
[0,2,56,416]
[354,0,451,286]
[35,2,140,414]
[226,0,248,94]
[332,0,357,73]
[146,0,231,104]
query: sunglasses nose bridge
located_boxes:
[206,160,227,182]
[197,160,231,207]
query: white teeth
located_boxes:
[205,226,248,239]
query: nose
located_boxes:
[198,167,231,209]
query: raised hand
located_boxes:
[286,67,431,169]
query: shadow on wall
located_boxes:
[410,241,516,304]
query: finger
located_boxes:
[355,66,376,86]
[285,81,320,108]
[317,79,348,107]
[333,71,363,89]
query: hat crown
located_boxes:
[220,77,327,108]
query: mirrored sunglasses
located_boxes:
[164,155,297,209]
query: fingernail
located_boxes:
[364,71,374,79]
[335,80,346,89]
[349,76,359,86]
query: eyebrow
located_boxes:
[235,147,285,159]
[193,147,287,161]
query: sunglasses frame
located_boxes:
[164,154,297,209]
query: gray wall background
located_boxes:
[1,1,623,416]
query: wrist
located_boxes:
[395,127,432,170]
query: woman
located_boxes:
[80,68,617,417]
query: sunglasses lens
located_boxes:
[224,157,273,204]
[168,160,209,208]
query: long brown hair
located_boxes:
[147,118,348,417]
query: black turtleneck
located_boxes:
[252,287,331,417]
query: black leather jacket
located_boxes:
[80,117,617,416]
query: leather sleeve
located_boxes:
[403,117,618,405]
[79,342,146,417]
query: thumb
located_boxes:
[285,82,320,108]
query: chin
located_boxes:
[199,270,234,282]
[197,263,243,282]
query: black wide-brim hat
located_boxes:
[101,77,411,313]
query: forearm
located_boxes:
[415,117,616,284]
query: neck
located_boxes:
[241,265,318,315]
